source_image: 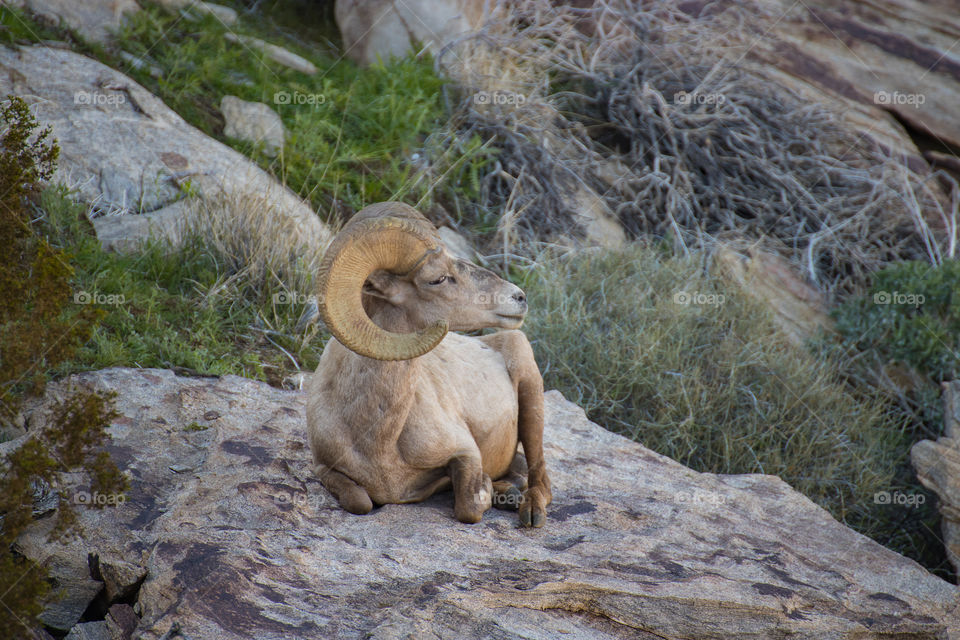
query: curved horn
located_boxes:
[317,215,447,360]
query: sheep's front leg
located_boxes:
[517,370,551,528]
[448,454,492,524]
[479,330,552,527]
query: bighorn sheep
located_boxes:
[305,202,552,526]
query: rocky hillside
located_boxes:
[10,368,960,639]
[1,1,960,639]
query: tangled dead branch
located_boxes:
[433,0,957,295]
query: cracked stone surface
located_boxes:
[12,367,960,639]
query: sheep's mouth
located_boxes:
[496,313,525,327]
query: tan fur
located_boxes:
[305,209,551,526]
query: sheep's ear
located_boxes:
[362,270,406,304]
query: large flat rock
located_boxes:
[0,45,329,252]
[14,367,960,639]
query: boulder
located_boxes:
[912,380,960,575]
[15,519,104,632]
[715,244,833,344]
[220,95,285,157]
[13,0,140,43]
[155,0,237,25]
[105,603,139,640]
[335,0,486,67]
[681,0,960,163]
[437,226,476,263]
[0,45,329,253]
[9,367,959,639]
[90,200,190,252]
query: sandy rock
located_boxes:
[685,0,960,158]
[65,621,111,640]
[569,184,627,249]
[10,367,959,639]
[220,95,285,157]
[335,0,486,66]
[912,380,960,575]
[715,243,833,344]
[224,33,316,74]
[17,0,139,43]
[0,45,328,253]
[191,1,236,24]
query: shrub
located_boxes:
[832,259,960,388]
[0,96,126,637]
[520,246,943,572]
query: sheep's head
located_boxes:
[317,202,527,360]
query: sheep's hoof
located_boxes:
[455,474,492,524]
[491,484,523,511]
[519,487,548,528]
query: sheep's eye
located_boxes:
[428,276,447,285]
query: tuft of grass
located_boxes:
[37,186,327,386]
[520,245,946,575]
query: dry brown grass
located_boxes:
[181,193,331,305]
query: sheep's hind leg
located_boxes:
[448,454,492,524]
[315,464,373,515]
[491,452,527,511]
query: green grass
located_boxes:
[104,2,491,218]
[37,186,326,385]
[520,246,947,576]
